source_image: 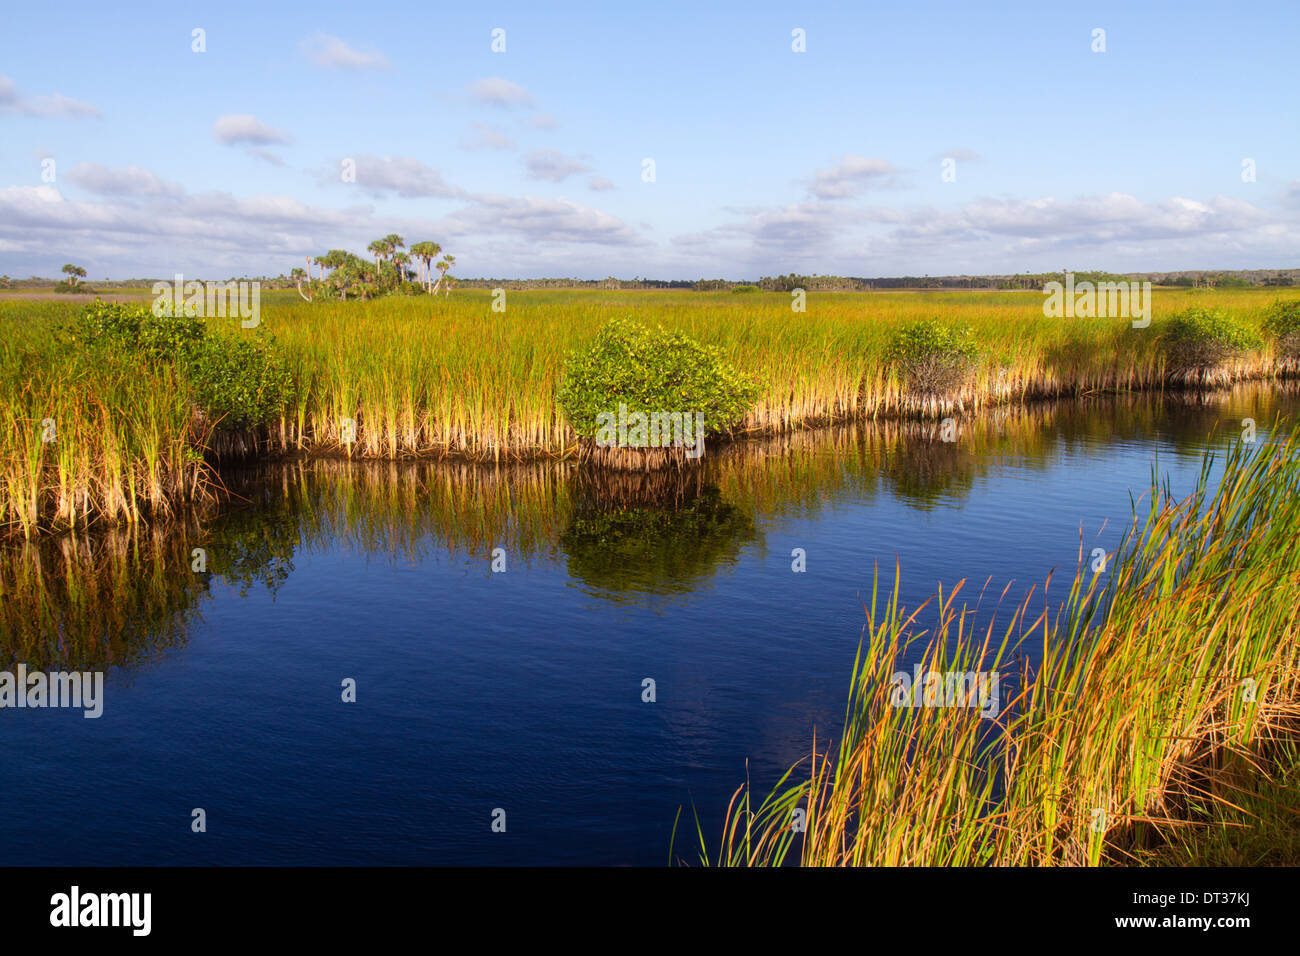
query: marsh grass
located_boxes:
[5,288,1300,536]
[684,423,1300,866]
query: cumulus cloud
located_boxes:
[336,155,463,198]
[301,34,390,70]
[440,194,644,246]
[524,149,589,183]
[588,176,614,192]
[213,114,292,146]
[66,163,183,198]
[0,74,100,118]
[468,77,535,109]
[809,155,900,199]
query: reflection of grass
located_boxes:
[689,426,1300,866]
[0,526,202,671]
[561,486,757,599]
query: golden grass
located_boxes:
[684,424,1300,866]
[4,286,1300,536]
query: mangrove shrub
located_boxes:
[1161,306,1260,375]
[556,318,762,440]
[887,318,979,395]
[63,301,294,429]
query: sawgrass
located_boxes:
[4,286,1300,536]
[682,423,1300,866]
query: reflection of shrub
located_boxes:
[1262,300,1300,360]
[887,319,978,395]
[557,318,762,439]
[64,301,294,428]
[1162,307,1259,376]
[560,485,756,598]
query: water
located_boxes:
[1,387,1295,865]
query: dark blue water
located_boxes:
[1,389,1293,864]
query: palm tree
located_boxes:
[410,241,442,292]
[61,263,87,287]
[392,252,412,283]
[433,254,455,296]
[408,240,439,290]
[290,267,312,302]
[367,239,386,270]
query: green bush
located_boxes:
[179,335,295,429]
[730,285,760,294]
[1262,300,1300,359]
[52,279,94,294]
[1162,307,1260,372]
[63,301,294,428]
[886,318,979,395]
[66,300,205,356]
[556,318,762,440]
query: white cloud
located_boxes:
[66,163,183,198]
[468,77,536,109]
[524,149,589,183]
[0,74,100,118]
[213,114,292,146]
[934,147,982,163]
[440,194,645,246]
[301,34,390,70]
[809,155,900,199]
[459,123,516,151]
[335,155,463,198]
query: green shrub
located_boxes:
[556,318,762,439]
[887,318,978,395]
[730,284,760,294]
[1262,300,1300,359]
[179,334,295,429]
[64,300,205,356]
[62,301,294,428]
[52,279,93,294]
[1162,307,1260,372]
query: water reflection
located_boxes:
[560,469,758,601]
[5,383,1300,671]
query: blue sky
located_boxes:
[2,0,1297,279]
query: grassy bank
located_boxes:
[4,287,1300,536]
[683,425,1300,866]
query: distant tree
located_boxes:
[410,241,442,291]
[290,267,312,301]
[432,254,456,295]
[392,252,411,283]
[61,263,87,287]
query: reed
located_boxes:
[5,287,1300,536]
[684,422,1300,866]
